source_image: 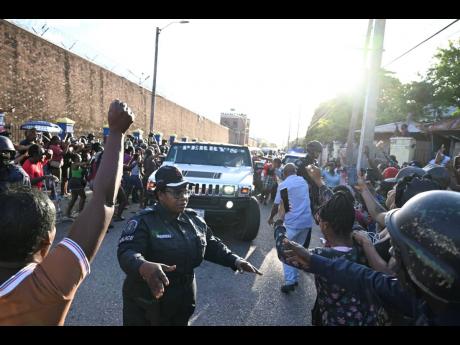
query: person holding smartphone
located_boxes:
[268,163,313,293]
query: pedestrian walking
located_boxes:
[268,163,313,293]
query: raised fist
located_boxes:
[108,99,134,134]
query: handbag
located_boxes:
[50,160,63,169]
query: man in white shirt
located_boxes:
[268,163,313,293]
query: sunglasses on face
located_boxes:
[164,188,190,199]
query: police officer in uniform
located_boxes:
[117,165,262,326]
[0,135,30,192]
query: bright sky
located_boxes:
[7,19,460,146]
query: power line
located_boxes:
[308,19,460,134]
[384,19,460,68]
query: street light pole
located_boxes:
[149,26,160,134]
[149,21,189,135]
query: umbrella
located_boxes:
[56,117,76,124]
[20,120,62,134]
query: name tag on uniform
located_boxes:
[156,234,173,239]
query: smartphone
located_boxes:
[280,188,290,213]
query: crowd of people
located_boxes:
[0,100,262,326]
[1,104,460,325]
[266,138,460,325]
[0,123,172,224]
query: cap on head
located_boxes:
[385,190,460,304]
[423,164,451,189]
[383,166,398,179]
[0,135,15,153]
[0,136,15,163]
[397,166,425,180]
[394,175,442,208]
[153,166,191,190]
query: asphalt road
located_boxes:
[55,196,321,326]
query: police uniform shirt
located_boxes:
[0,164,31,192]
[118,204,240,286]
[0,238,90,325]
[307,254,460,325]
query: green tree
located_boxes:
[375,70,408,125]
[404,80,435,119]
[305,70,409,144]
[305,93,353,144]
[426,39,460,108]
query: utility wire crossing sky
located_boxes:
[7,19,460,146]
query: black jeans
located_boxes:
[66,188,86,217]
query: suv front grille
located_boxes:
[182,170,222,179]
[188,183,235,197]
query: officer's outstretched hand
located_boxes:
[282,239,311,270]
[235,258,263,275]
[108,99,134,134]
[139,262,176,299]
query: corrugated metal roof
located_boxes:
[355,121,422,133]
[426,117,460,132]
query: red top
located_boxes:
[49,144,64,163]
[262,162,273,176]
[383,166,398,179]
[22,158,49,189]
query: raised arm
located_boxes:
[305,164,334,204]
[354,175,387,228]
[364,146,384,181]
[67,100,134,261]
[352,230,394,275]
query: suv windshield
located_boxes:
[283,155,306,165]
[165,144,252,167]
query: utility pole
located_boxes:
[356,19,386,172]
[149,27,160,134]
[345,19,373,167]
[287,115,291,151]
[296,107,301,147]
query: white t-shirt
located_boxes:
[274,174,313,229]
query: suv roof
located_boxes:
[172,142,248,148]
[284,152,306,157]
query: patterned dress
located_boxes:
[310,245,390,326]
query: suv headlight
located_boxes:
[222,185,235,195]
[239,186,251,195]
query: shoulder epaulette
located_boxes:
[136,207,156,216]
[184,208,197,215]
